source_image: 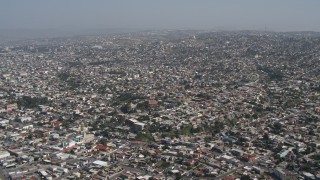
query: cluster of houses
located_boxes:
[0,30,320,179]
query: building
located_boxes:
[6,103,18,112]
[96,144,110,151]
[127,118,145,131]
[231,149,244,156]
[274,168,297,180]
[0,151,10,159]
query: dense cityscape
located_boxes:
[0,30,320,180]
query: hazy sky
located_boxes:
[1,0,320,31]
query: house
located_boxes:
[120,171,135,179]
[149,98,158,108]
[6,103,18,112]
[240,154,256,162]
[231,149,244,156]
[274,168,297,180]
[252,166,263,174]
[96,144,110,151]
[223,176,236,180]
[51,119,62,128]
[0,151,10,159]
[93,160,108,167]
[302,172,316,180]
[22,124,34,130]
[127,118,145,131]
[18,117,32,123]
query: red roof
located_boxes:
[148,99,158,106]
[20,132,29,137]
[223,176,235,180]
[96,144,110,151]
[51,120,62,127]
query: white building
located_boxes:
[274,168,286,180]
[0,151,10,159]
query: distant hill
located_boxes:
[0,28,139,43]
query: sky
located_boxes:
[1,0,320,32]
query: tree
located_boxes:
[120,104,131,114]
[160,160,170,168]
[212,121,224,134]
[162,145,170,150]
[252,114,258,119]
[244,114,251,119]
[240,175,252,180]
[135,132,154,142]
[17,96,50,108]
[101,130,109,138]
[227,119,237,127]
[136,101,150,111]
[263,133,269,141]
[70,149,75,154]
[175,173,182,180]
[26,134,33,140]
[57,72,70,81]
[138,115,150,122]
[62,119,72,128]
[34,156,40,161]
[273,122,282,133]
[204,136,212,143]
[180,125,192,135]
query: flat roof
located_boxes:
[93,160,108,167]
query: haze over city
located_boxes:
[1,0,320,40]
[1,1,320,180]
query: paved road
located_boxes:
[121,165,147,175]
[109,169,125,180]
[181,163,202,176]
[54,157,95,180]
[0,165,41,180]
[0,168,9,180]
[215,151,272,179]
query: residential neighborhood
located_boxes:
[0,30,320,180]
